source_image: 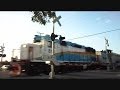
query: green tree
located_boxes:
[31,11,56,25]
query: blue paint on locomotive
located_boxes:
[35,34,96,63]
[55,53,96,63]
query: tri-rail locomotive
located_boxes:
[9,34,103,76]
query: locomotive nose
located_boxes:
[9,63,21,77]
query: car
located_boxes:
[1,65,10,70]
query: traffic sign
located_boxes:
[53,16,62,26]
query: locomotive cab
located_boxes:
[20,43,43,61]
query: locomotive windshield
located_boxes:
[34,35,41,43]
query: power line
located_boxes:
[68,29,120,40]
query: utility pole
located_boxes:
[49,14,62,79]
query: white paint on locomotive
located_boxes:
[16,35,96,65]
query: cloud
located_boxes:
[96,17,112,24]
[105,19,111,23]
[96,17,102,21]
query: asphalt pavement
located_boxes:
[1,70,120,79]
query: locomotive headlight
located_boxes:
[23,44,27,48]
[45,61,51,64]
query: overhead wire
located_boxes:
[67,29,120,40]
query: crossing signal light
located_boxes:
[59,35,65,45]
[0,54,6,57]
[59,35,65,41]
[51,33,58,41]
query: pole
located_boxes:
[105,38,110,71]
[0,45,4,63]
[49,17,55,79]
[52,19,55,55]
[1,49,3,63]
[0,46,2,66]
[12,49,15,58]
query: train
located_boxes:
[9,34,120,76]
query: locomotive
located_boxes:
[9,34,100,76]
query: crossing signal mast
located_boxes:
[51,15,62,55]
[0,43,6,63]
[104,37,111,71]
[49,13,62,79]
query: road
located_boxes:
[1,70,120,79]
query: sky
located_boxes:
[0,11,120,61]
